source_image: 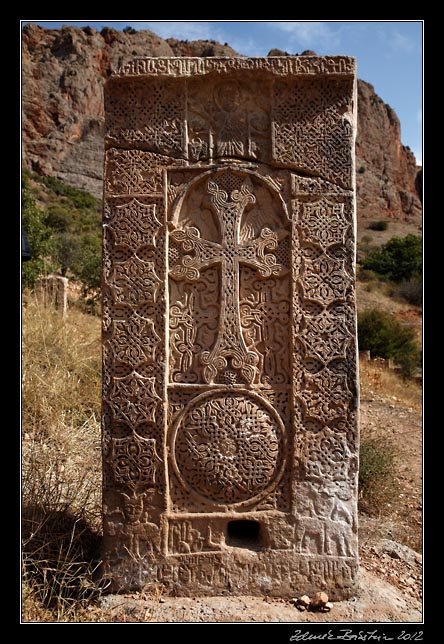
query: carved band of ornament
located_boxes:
[301,425,355,483]
[115,57,355,78]
[302,255,351,305]
[299,309,351,363]
[110,257,161,307]
[298,200,349,249]
[104,149,166,196]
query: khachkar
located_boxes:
[101,56,359,599]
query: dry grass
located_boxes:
[21,295,105,621]
[359,357,422,411]
[358,437,399,516]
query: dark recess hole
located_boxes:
[226,520,261,548]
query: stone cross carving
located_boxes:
[170,176,286,385]
[101,56,359,600]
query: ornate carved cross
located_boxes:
[170,176,286,384]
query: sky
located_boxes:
[22,20,423,165]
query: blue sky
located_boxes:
[23,20,423,165]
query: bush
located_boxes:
[22,178,55,288]
[358,308,420,378]
[359,438,398,515]
[361,234,422,283]
[46,204,74,232]
[367,220,388,231]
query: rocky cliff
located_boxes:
[355,80,421,220]
[22,23,422,222]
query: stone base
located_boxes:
[101,546,358,600]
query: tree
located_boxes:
[22,178,54,288]
[76,234,102,292]
[53,232,83,277]
[361,234,422,283]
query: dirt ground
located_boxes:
[99,566,421,623]
[95,386,423,625]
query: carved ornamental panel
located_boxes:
[102,56,359,599]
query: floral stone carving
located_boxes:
[102,56,359,599]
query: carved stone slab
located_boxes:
[101,56,359,599]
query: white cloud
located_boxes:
[268,21,340,50]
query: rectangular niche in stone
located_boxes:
[101,56,359,599]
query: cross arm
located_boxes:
[169,227,223,280]
[240,228,289,277]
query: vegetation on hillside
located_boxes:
[357,232,422,302]
[22,177,54,288]
[361,234,422,284]
[358,437,398,516]
[358,308,420,378]
[22,172,102,297]
[367,220,388,232]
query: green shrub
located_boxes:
[39,176,98,210]
[358,308,420,378]
[361,234,422,283]
[359,437,398,515]
[46,204,74,232]
[29,174,102,297]
[76,235,102,293]
[367,220,388,231]
[22,178,55,288]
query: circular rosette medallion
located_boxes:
[171,390,286,506]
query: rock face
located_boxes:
[22,24,175,196]
[356,80,421,221]
[22,24,421,223]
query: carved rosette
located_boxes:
[104,198,162,250]
[110,435,162,490]
[171,390,286,507]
